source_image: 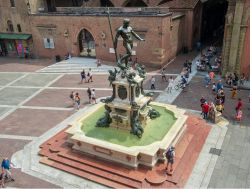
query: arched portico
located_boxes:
[77,28,96,57]
[122,0,148,7]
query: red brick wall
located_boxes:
[170,16,185,58]
[30,15,176,67]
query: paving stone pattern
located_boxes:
[0,51,249,188]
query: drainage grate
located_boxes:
[209,148,222,156]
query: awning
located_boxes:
[0,33,32,40]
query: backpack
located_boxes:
[87,72,90,77]
[166,149,174,160]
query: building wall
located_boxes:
[222,0,250,76]
[170,15,185,58]
[240,0,250,76]
[192,1,203,47]
[0,0,31,33]
[30,15,174,67]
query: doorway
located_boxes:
[201,0,228,45]
[78,29,96,57]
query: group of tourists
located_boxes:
[80,68,93,84]
[69,88,97,110]
[201,69,246,122]
[196,46,221,72]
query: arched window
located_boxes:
[7,20,14,32]
[158,0,173,6]
[10,0,15,7]
[123,0,147,7]
[17,24,22,32]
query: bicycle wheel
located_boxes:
[174,84,180,90]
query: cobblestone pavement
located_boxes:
[0,50,249,188]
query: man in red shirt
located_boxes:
[235,98,243,112]
[202,102,210,119]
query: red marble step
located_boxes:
[58,151,146,182]
[171,125,210,185]
[46,153,142,188]
[40,157,128,189]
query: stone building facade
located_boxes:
[3,0,250,74]
[222,0,250,76]
[0,0,201,67]
[0,0,32,57]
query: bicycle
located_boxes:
[174,82,185,90]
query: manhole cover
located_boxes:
[209,148,222,156]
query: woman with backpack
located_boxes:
[165,146,175,174]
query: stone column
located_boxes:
[227,0,244,73]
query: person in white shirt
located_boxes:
[167,76,174,93]
[87,68,93,82]
[150,76,156,90]
[91,89,96,104]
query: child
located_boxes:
[235,109,242,122]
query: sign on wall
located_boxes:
[43,38,55,49]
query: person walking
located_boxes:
[165,146,175,174]
[202,102,210,119]
[161,68,167,82]
[80,69,86,83]
[240,73,246,86]
[1,157,15,187]
[74,93,81,110]
[150,76,156,90]
[87,68,93,83]
[87,87,92,104]
[69,91,75,106]
[91,89,97,104]
[216,80,223,92]
[167,76,174,93]
[215,94,223,113]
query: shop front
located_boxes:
[0,33,32,58]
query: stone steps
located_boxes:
[38,115,211,188]
[44,153,143,188]
[38,61,115,73]
[40,157,127,189]
[58,151,146,182]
